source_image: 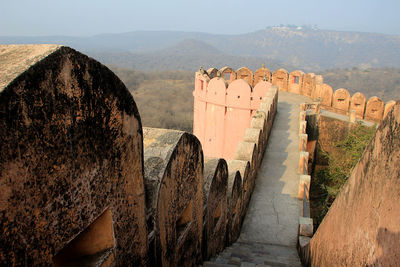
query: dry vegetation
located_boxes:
[109,66,194,132]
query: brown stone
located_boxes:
[225,170,242,246]
[207,68,219,79]
[234,142,258,203]
[350,92,366,119]
[0,45,147,266]
[243,128,263,167]
[202,157,228,260]
[254,66,272,85]
[227,160,250,225]
[365,96,384,122]
[332,88,351,114]
[384,100,396,119]
[143,127,203,267]
[301,73,316,97]
[309,101,400,266]
[272,68,289,91]
[236,67,253,86]
[313,84,333,107]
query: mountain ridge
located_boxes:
[1,27,400,71]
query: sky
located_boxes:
[1,0,399,36]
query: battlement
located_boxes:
[193,66,275,159]
[196,65,396,124]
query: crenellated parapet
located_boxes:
[198,65,396,125]
[269,67,395,123]
[193,66,275,159]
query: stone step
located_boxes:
[210,242,301,267]
[203,261,237,267]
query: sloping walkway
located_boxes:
[205,92,312,267]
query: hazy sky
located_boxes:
[1,0,399,36]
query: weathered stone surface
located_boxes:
[243,128,262,165]
[272,68,289,91]
[301,73,316,98]
[143,127,203,266]
[227,160,250,224]
[384,100,396,119]
[313,83,333,107]
[0,45,147,265]
[236,67,253,86]
[332,88,350,114]
[234,142,258,202]
[207,68,219,79]
[225,170,242,246]
[299,217,313,237]
[203,157,228,260]
[350,92,366,119]
[310,101,400,266]
[365,96,384,122]
[254,66,272,85]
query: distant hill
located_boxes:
[90,39,288,71]
[2,26,400,71]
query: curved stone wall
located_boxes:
[0,45,147,266]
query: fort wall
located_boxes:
[0,45,277,266]
[193,67,274,159]
[307,101,400,266]
[2,44,398,266]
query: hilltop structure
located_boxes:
[0,44,399,266]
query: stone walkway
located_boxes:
[204,92,312,267]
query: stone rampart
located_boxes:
[193,67,275,159]
[0,45,278,266]
[306,101,400,266]
[268,67,395,123]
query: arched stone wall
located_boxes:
[220,66,237,85]
[254,66,272,85]
[313,84,333,107]
[365,96,384,122]
[350,92,366,119]
[301,73,316,98]
[236,67,253,86]
[272,68,289,91]
[202,158,228,260]
[0,45,147,266]
[332,88,351,114]
[143,128,203,267]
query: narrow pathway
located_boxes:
[204,92,312,267]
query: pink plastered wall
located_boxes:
[193,72,271,159]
